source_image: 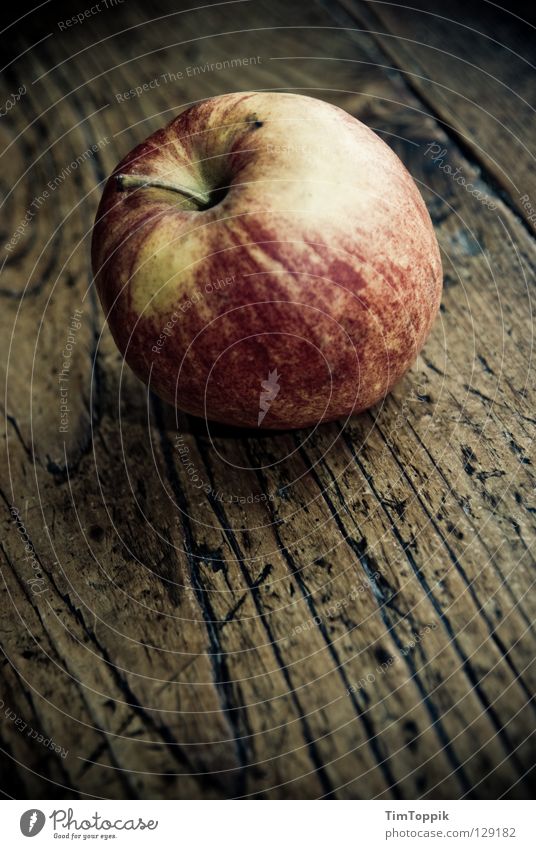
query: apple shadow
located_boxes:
[153,392,312,441]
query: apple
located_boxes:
[91,92,442,429]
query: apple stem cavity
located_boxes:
[115,173,211,208]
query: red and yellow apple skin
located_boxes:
[91,92,442,429]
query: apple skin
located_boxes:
[91,92,442,429]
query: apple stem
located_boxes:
[115,173,211,208]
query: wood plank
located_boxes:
[335,0,536,232]
[1,0,534,799]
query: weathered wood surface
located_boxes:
[338,0,536,233]
[0,0,534,799]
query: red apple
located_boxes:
[91,92,442,429]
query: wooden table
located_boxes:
[1,0,535,799]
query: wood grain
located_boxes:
[338,0,536,232]
[0,0,534,799]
